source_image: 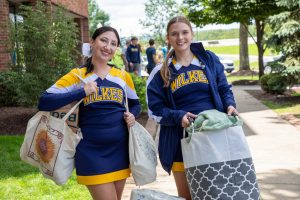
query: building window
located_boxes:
[9,3,23,66]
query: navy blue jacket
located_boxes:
[146,42,236,174]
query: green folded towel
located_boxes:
[186,109,243,134]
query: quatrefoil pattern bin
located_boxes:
[186,158,260,200]
[181,126,260,200]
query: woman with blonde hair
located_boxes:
[146,16,238,200]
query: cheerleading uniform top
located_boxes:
[38,66,141,185]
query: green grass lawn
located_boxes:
[262,100,300,116]
[0,136,91,200]
[226,75,259,83]
[206,44,273,56]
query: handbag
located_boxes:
[130,188,184,200]
[20,100,83,185]
[20,71,85,185]
[181,117,260,199]
[123,70,157,186]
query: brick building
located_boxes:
[0,0,89,71]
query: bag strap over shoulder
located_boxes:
[62,69,86,121]
[121,69,129,112]
[62,100,83,121]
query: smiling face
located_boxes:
[91,31,119,62]
[167,22,194,53]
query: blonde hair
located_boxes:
[160,16,193,87]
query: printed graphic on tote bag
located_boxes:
[27,115,63,177]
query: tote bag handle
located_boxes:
[62,69,86,121]
[121,69,129,112]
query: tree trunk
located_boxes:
[255,19,265,78]
[239,23,250,71]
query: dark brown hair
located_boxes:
[85,26,121,75]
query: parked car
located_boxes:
[140,55,149,77]
[263,54,283,74]
[141,55,148,71]
[218,56,235,73]
[263,54,283,67]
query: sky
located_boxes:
[96,0,239,38]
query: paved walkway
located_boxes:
[122,85,300,200]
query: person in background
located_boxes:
[161,42,168,60]
[145,39,158,74]
[146,16,238,200]
[121,39,131,72]
[38,26,141,200]
[126,36,141,76]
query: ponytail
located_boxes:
[160,48,175,87]
[85,57,94,75]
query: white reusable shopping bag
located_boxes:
[123,70,157,186]
[181,124,260,200]
[20,100,83,185]
[20,71,85,185]
[130,189,184,200]
[128,121,157,186]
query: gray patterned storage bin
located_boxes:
[181,126,260,200]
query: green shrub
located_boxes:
[0,71,46,107]
[267,74,288,94]
[0,71,20,106]
[260,74,272,92]
[2,2,79,107]
[260,73,288,94]
[131,74,147,111]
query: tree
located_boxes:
[140,0,182,44]
[184,0,284,77]
[267,0,300,86]
[239,23,250,70]
[88,0,110,36]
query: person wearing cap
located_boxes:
[126,36,141,76]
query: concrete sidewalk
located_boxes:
[234,85,300,200]
[122,85,300,200]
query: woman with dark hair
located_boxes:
[146,16,238,200]
[38,26,141,200]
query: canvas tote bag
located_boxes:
[20,71,86,185]
[181,122,260,199]
[20,100,83,185]
[123,70,157,186]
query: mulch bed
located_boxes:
[229,70,259,76]
[0,107,38,135]
[245,89,300,130]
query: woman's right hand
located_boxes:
[84,81,98,96]
[181,112,197,128]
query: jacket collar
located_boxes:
[190,42,208,62]
[167,42,208,71]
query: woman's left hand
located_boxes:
[124,112,135,127]
[227,105,239,116]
